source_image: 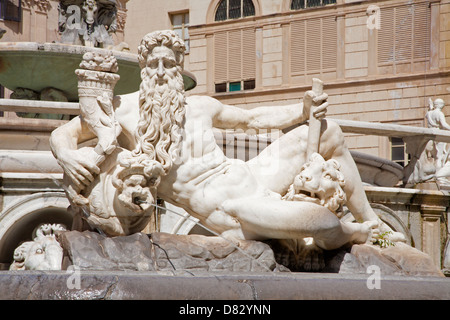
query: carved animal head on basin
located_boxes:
[10,224,66,271]
[78,147,163,237]
[284,153,346,214]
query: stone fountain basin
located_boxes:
[0,42,197,102]
[351,150,404,187]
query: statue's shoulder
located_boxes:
[186,94,217,104]
[113,91,140,128]
[113,91,139,115]
[114,91,139,109]
[186,95,223,114]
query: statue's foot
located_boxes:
[376,219,407,243]
[351,220,379,244]
[380,222,406,243]
[219,228,246,246]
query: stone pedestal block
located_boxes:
[58,230,444,277]
[58,231,286,273]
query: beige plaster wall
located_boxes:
[156,0,449,160]
[1,0,447,161]
[0,0,60,43]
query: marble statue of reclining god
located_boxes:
[50,30,406,251]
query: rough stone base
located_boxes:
[58,231,286,272]
[0,271,449,300]
[57,231,444,277]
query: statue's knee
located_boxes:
[288,125,309,142]
[221,199,236,215]
[321,120,345,148]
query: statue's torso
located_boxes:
[115,93,260,217]
[159,101,260,216]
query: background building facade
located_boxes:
[0,0,449,270]
[125,0,450,166]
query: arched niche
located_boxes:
[0,192,72,267]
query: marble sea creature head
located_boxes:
[284,153,346,214]
[81,148,160,236]
[9,224,66,271]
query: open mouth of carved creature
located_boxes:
[293,186,318,200]
[131,194,152,211]
[298,190,315,198]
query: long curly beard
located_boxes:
[132,70,186,176]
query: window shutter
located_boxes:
[378,6,394,64]
[413,3,430,60]
[290,20,306,74]
[322,16,337,70]
[228,29,242,81]
[394,5,413,62]
[214,32,228,83]
[214,28,256,84]
[290,16,337,75]
[242,28,256,80]
[306,18,322,72]
[378,3,430,65]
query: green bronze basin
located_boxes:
[0,42,197,102]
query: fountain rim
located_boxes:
[0,42,197,92]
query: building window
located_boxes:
[378,3,430,69]
[229,81,241,92]
[391,137,409,167]
[291,0,336,10]
[290,16,337,76]
[215,0,255,22]
[243,79,255,90]
[214,28,256,93]
[0,0,21,22]
[215,83,227,93]
[215,80,255,93]
[171,12,190,53]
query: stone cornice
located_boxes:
[116,10,127,32]
[22,0,51,12]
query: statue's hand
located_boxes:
[57,148,104,192]
[303,90,329,121]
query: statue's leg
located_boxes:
[248,120,406,242]
[246,123,309,194]
[247,120,377,221]
[316,120,381,223]
[221,197,373,250]
[315,121,405,242]
[248,120,377,220]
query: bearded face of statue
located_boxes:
[144,46,182,94]
[78,31,187,237]
[133,31,186,175]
